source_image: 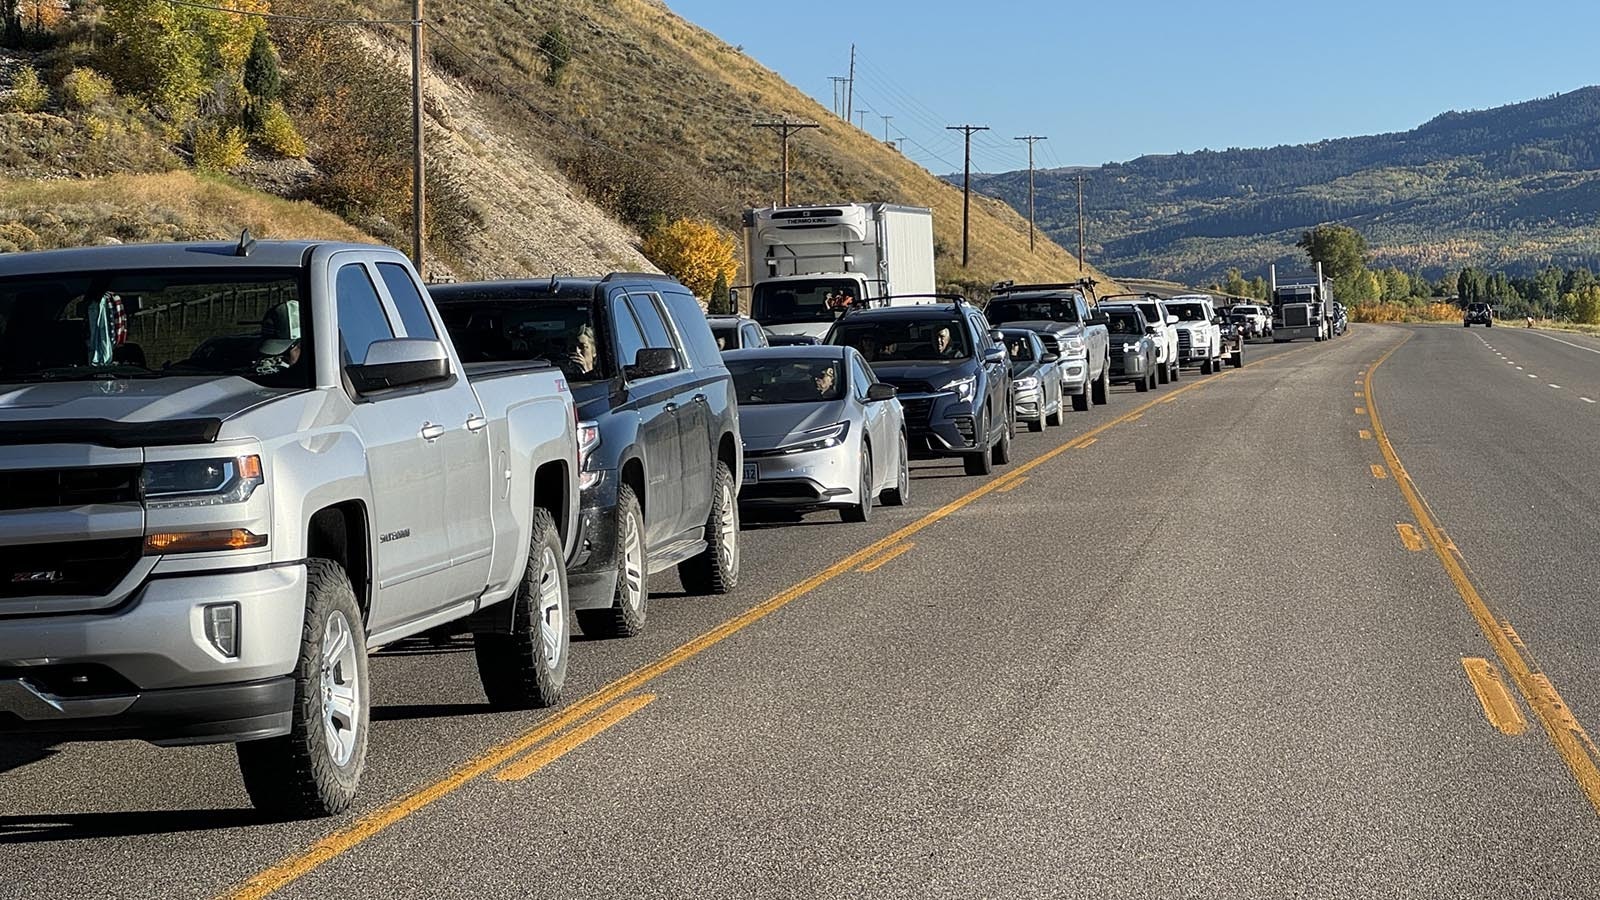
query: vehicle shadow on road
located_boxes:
[0,740,56,776]
[370,701,502,722]
[0,809,265,844]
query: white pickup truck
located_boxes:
[0,237,579,817]
[1166,294,1225,374]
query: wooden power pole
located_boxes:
[411,0,425,276]
[1014,135,1047,253]
[845,43,855,122]
[947,124,990,267]
[1076,172,1086,274]
[753,119,819,205]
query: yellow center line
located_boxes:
[495,694,656,781]
[857,541,916,573]
[1395,523,1423,551]
[221,342,1316,900]
[1370,464,1387,480]
[1356,406,1367,415]
[1462,658,1527,736]
[1365,333,1600,815]
[1359,429,1372,440]
[997,476,1028,493]
[1079,437,1097,447]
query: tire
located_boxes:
[1170,361,1180,381]
[1071,388,1089,412]
[1157,360,1171,384]
[964,413,994,475]
[1134,371,1149,392]
[1091,366,1109,405]
[1231,350,1244,368]
[992,408,1013,465]
[1462,322,1470,328]
[1028,414,1044,433]
[1487,321,1494,328]
[473,508,569,710]
[1148,369,1158,391]
[1201,357,1214,374]
[237,558,369,819]
[575,484,647,638]
[1046,403,1063,427]
[841,445,873,523]
[881,431,910,506]
[678,461,740,594]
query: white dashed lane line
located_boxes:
[1584,397,1597,404]
[1550,384,1562,389]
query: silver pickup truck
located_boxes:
[0,237,579,817]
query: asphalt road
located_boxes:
[5,325,1600,899]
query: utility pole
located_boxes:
[881,114,893,143]
[752,119,819,205]
[1076,172,1087,274]
[829,77,849,118]
[845,43,855,122]
[411,0,425,276]
[1014,135,1047,253]
[947,124,989,267]
[856,110,868,131]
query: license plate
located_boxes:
[743,462,758,483]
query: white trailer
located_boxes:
[739,203,936,337]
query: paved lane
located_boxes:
[9,327,1600,899]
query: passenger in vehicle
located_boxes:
[254,300,303,375]
[814,364,837,398]
[566,323,598,377]
[933,326,959,358]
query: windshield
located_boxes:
[830,318,971,362]
[1135,303,1161,322]
[985,297,1081,325]
[0,269,311,387]
[1169,303,1207,322]
[752,279,862,325]
[438,299,610,381]
[710,324,738,350]
[1107,313,1145,336]
[726,356,845,404]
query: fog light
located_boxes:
[204,603,240,658]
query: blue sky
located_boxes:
[667,0,1600,175]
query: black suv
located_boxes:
[1464,302,1493,327]
[825,300,1013,476]
[433,274,742,639]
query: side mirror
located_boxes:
[346,339,450,393]
[626,347,680,380]
[1089,313,1110,326]
[1145,325,1160,335]
[989,329,1006,343]
[729,288,740,305]
[1166,314,1178,325]
[1041,352,1060,363]
[866,382,897,402]
[983,346,1006,365]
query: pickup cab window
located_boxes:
[985,297,1082,325]
[336,264,395,365]
[0,268,311,388]
[377,263,438,341]
[1168,303,1209,322]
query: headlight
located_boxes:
[779,420,851,454]
[1013,376,1039,391]
[941,375,977,401]
[141,455,263,508]
[1062,337,1087,357]
[578,420,602,490]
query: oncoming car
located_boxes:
[725,346,909,522]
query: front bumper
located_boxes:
[899,392,986,458]
[1014,386,1045,422]
[568,473,625,610]
[1108,351,1150,382]
[1059,357,1089,394]
[740,442,861,510]
[0,564,307,745]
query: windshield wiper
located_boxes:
[25,365,163,382]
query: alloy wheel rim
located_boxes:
[719,479,739,574]
[320,611,360,768]
[622,513,644,612]
[536,545,565,667]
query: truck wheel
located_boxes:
[992,412,1012,465]
[678,461,740,595]
[1170,362,1180,382]
[473,508,569,709]
[1028,414,1044,433]
[964,413,994,475]
[237,558,369,819]
[1071,388,1089,412]
[576,485,647,638]
[842,445,873,523]
[1231,350,1244,369]
[1200,358,1213,374]
[1134,370,1150,392]
[1046,404,1063,427]
[1091,367,1109,405]
[1157,362,1171,385]
[881,432,910,506]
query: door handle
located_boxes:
[693,394,707,404]
[465,414,489,433]
[420,422,445,441]
[664,402,678,413]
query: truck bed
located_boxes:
[462,359,555,381]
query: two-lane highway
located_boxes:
[6,326,1600,899]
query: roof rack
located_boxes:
[1100,292,1160,302]
[990,278,1099,299]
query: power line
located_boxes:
[163,0,414,25]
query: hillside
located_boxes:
[0,1,1110,295]
[968,87,1600,284]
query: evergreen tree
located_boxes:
[708,271,733,315]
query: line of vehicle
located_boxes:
[1365,333,1600,816]
[495,693,657,781]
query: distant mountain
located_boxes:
[965,87,1600,284]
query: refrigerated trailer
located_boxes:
[740,203,937,338]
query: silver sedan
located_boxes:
[724,346,910,523]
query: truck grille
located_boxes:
[900,397,934,425]
[0,466,141,512]
[0,538,144,599]
[1177,331,1192,351]
[1285,307,1310,328]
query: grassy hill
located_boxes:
[968,87,1600,284]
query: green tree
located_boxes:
[102,0,266,119]
[1562,285,1600,325]
[1379,266,1410,301]
[1296,224,1369,284]
[242,27,280,130]
[1221,267,1250,297]
[538,26,572,87]
[1561,267,1596,297]
[707,270,733,315]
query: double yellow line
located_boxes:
[222,350,1288,900]
[1363,333,1600,814]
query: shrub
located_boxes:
[192,122,245,172]
[255,100,305,157]
[641,218,738,299]
[61,67,113,110]
[3,66,49,112]
[537,26,571,87]
[707,270,732,314]
[561,149,693,236]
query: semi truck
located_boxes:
[739,203,937,339]
[1270,264,1333,342]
